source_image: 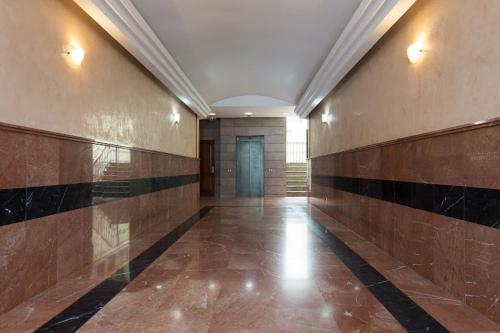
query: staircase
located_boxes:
[92,162,131,198]
[286,163,309,196]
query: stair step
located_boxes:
[107,162,132,167]
[286,171,308,176]
[287,186,308,191]
[95,181,130,185]
[92,192,130,198]
[286,162,308,195]
[286,191,309,197]
[104,170,131,174]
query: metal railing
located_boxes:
[287,142,307,163]
[93,146,118,181]
[92,146,131,181]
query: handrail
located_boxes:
[287,142,307,163]
[93,146,118,181]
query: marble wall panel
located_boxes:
[310,121,500,324]
[0,127,200,316]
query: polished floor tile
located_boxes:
[0,197,498,332]
[77,204,405,333]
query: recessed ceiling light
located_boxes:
[208,112,216,116]
[244,112,253,117]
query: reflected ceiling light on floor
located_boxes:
[64,43,85,65]
[171,309,182,320]
[244,112,253,117]
[407,40,426,64]
[245,280,254,291]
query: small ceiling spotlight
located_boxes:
[244,112,253,117]
[64,43,85,65]
[407,40,426,64]
[208,112,217,120]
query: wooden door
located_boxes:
[236,136,264,197]
[199,140,215,196]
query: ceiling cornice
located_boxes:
[74,0,211,118]
[295,0,416,118]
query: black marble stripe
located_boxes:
[35,206,213,333]
[0,174,199,226]
[302,209,449,332]
[312,175,500,228]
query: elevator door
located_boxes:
[236,136,264,197]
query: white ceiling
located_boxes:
[130,0,362,109]
[75,0,416,118]
[211,106,295,118]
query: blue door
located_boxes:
[236,136,264,197]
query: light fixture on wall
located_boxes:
[322,113,328,124]
[64,43,85,65]
[407,40,426,64]
[171,111,180,125]
[244,112,253,117]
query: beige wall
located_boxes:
[0,0,197,158]
[310,0,500,157]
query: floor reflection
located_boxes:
[92,205,130,261]
[284,220,310,280]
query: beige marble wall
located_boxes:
[0,0,197,157]
[310,0,500,157]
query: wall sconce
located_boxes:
[172,112,180,125]
[64,43,85,65]
[322,113,328,124]
[407,40,426,64]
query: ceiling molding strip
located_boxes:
[294,0,416,118]
[74,0,211,118]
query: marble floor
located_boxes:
[1,197,499,332]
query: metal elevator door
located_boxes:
[236,136,264,197]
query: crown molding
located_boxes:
[74,0,211,118]
[295,0,416,118]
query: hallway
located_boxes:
[3,0,500,332]
[1,198,498,332]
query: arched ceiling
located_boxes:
[129,0,362,106]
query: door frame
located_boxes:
[199,139,215,196]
